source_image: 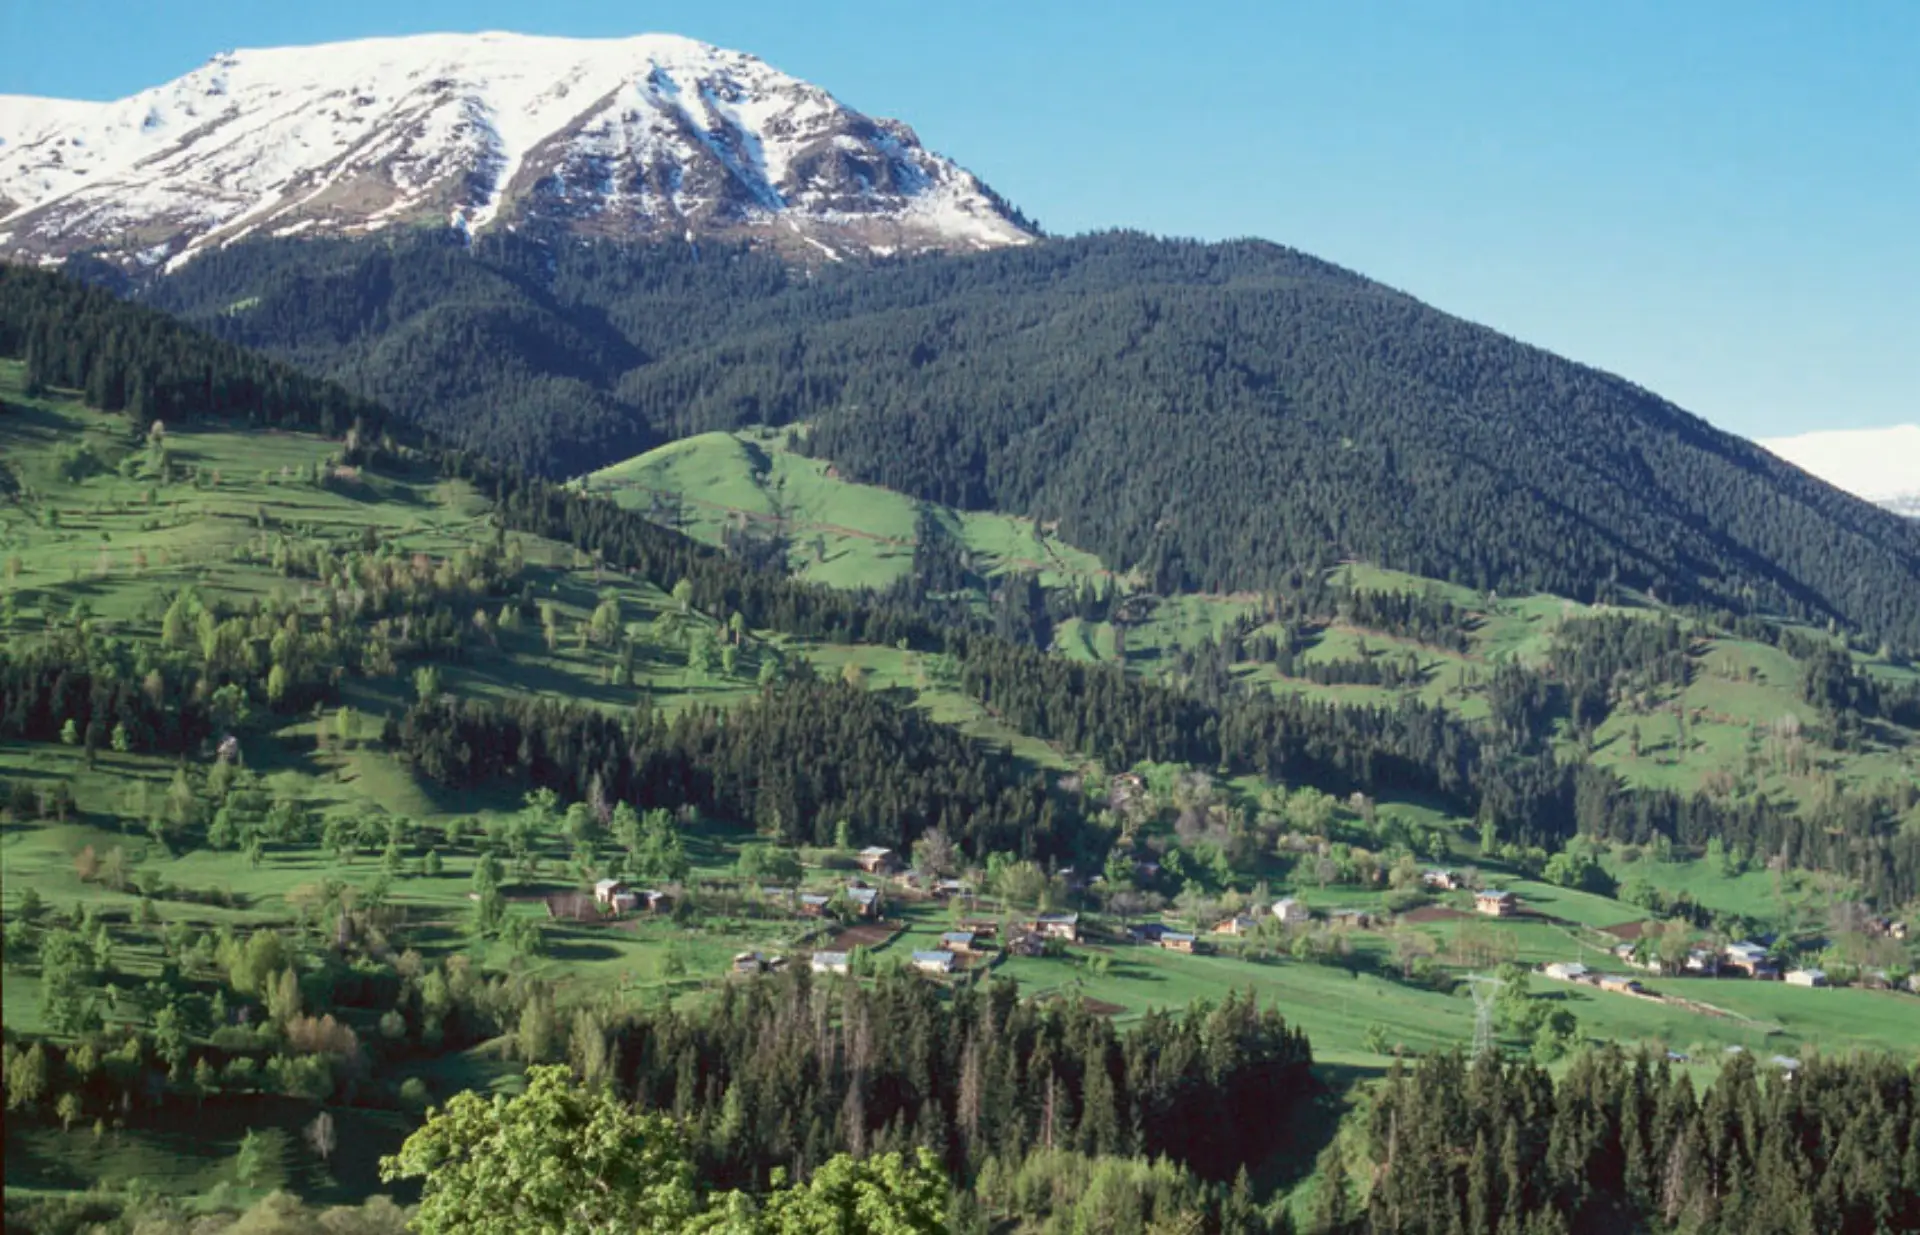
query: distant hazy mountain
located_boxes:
[1762,425,1920,517]
[0,32,1036,269]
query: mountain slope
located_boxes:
[1762,425,1920,517]
[135,230,1920,648]
[0,32,1035,268]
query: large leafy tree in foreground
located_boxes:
[379,1065,949,1235]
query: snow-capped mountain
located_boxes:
[1762,425,1920,517]
[0,32,1036,269]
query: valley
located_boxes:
[4,304,1917,1230]
[1,24,1917,1228]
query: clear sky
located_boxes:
[5,0,1916,439]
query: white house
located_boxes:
[1784,968,1828,988]
[855,846,900,874]
[1543,962,1590,982]
[593,878,626,907]
[811,951,851,975]
[1271,898,1309,925]
[912,950,957,975]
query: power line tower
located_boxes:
[1466,973,1505,1058]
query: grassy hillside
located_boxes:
[580,427,1112,594]
[584,428,1920,816]
[0,364,762,718]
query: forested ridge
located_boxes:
[125,230,1920,646]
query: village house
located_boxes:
[1475,890,1518,918]
[1684,948,1721,976]
[1864,916,1910,941]
[592,879,667,916]
[1543,962,1590,983]
[1034,912,1080,942]
[932,878,973,899]
[1008,932,1048,957]
[1127,922,1168,944]
[1271,898,1310,926]
[1614,943,1661,973]
[958,917,999,938]
[1212,915,1259,937]
[1422,869,1459,891]
[940,931,977,954]
[810,951,851,975]
[1784,968,1828,988]
[1722,941,1778,978]
[798,893,831,916]
[1158,931,1200,954]
[846,885,882,918]
[911,950,957,976]
[1597,974,1644,995]
[733,951,769,975]
[1328,908,1373,929]
[855,846,901,875]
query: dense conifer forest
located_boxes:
[121,231,1920,647]
[1357,1048,1920,1235]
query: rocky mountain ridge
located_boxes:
[0,31,1036,269]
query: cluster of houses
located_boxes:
[753,882,886,919]
[1552,934,1919,995]
[859,846,979,900]
[591,879,672,916]
[1122,897,1395,952]
[1542,962,1649,996]
[908,912,1074,975]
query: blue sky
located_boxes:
[5,1,1915,438]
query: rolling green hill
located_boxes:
[579,427,1112,594]
[582,428,1920,819]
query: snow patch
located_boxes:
[0,31,1035,265]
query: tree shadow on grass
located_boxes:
[542,938,625,964]
[1252,1059,1386,1196]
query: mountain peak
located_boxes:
[0,31,1037,268]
